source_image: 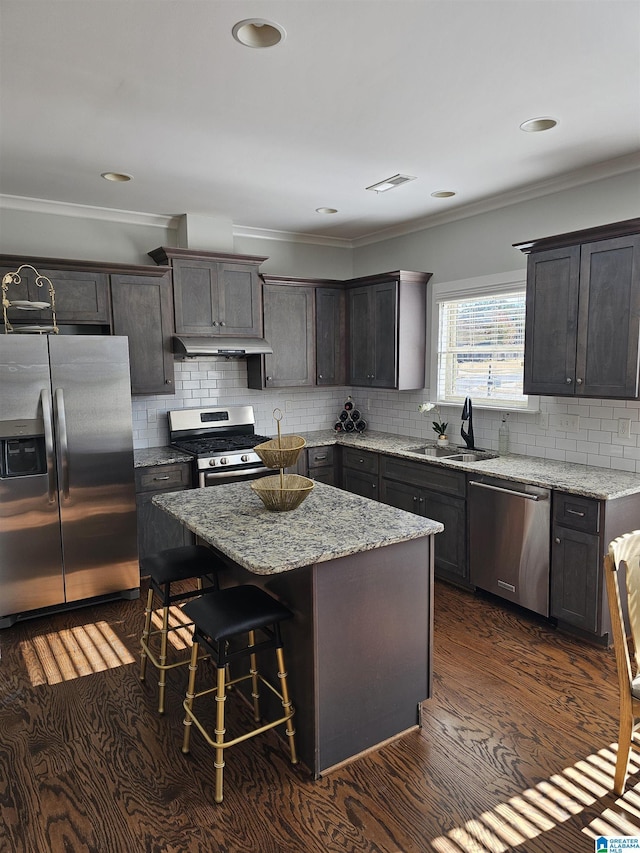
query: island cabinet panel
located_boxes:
[218,537,433,777]
[380,456,468,586]
[110,271,175,395]
[148,247,266,338]
[135,464,194,562]
[518,219,640,398]
[306,446,337,484]
[346,270,431,390]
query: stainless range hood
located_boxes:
[173,335,273,358]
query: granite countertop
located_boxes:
[134,447,192,467]
[153,480,443,575]
[136,428,640,501]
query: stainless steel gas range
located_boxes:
[168,406,273,487]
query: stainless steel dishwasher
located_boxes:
[468,475,551,616]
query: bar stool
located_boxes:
[181,585,298,803]
[139,544,223,714]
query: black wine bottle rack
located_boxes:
[334,396,367,434]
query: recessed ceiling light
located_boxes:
[519,117,557,133]
[431,191,456,199]
[101,172,132,182]
[366,174,416,193]
[232,19,286,48]
[316,207,338,215]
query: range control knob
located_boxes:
[208,458,217,467]
[241,454,250,462]
[220,457,228,465]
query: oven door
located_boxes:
[199,465,272,488]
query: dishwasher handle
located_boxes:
[468,480,547,501]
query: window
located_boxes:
[430,271,535,411]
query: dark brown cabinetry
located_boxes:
[347,270,431,389]
[135,463,195,562]
[316,286,346,386]
[517,219,640,398]
[341,447,379,499]
[247,276,345,389]
[306,445,336,484]
[1,256,110,326]
[110,271,175,395]
[148,247,266,338]
[551,493,601,633]
[248,281,315,388]
[380,456,468,586]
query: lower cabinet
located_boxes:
[306,446,337,484]
[341,447,379,500]
[379,456,468,586]
[135,463,195,562]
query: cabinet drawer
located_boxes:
[381,456,466,497]
[308,446,334,469]
[342,447,379,474]
[135,463,192,493]
[553,493,600,533]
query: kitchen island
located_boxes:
[153,481,443,777]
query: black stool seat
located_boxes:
[139,544,224,714]
[183,585,293,643]
[141,544,222,588]
[182,584,298,803]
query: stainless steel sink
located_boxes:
[407,446,496,462]
[410,445,461,457]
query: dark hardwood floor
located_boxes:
[1,579,639,853]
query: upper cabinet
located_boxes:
[110,270,175,395]
[0,257,110,326]
[148,247,266,338]
[517,218,640,398]
[347,270,432,390]
[247,276,345,390]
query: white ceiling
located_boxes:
[1,0,639,245]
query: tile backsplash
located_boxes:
[132,359,640,474]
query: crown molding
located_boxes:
[0,194,180,229]
[232,224,352,248]
[350,152,640,247]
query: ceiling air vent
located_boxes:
[366,174,417,193]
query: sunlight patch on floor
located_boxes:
[20,621,135,686]
[430,746,640,852]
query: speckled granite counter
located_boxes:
[153,480,442,574]
[134,447,192,467]
[137,427,640,500]
[296,430,640,500]
[153,478,439,776]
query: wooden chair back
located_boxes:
[604,530,640,794]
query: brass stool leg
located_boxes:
[157,604,170,714]
[140,586,154,682]
[182,640,200,754]
[214,665,227,804]
[248,629,261,723]
[276,646,298,765]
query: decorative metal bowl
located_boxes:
[251,473,314,512]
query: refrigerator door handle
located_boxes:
[40,387,57,504]
[54,387,70,500]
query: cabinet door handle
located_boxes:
[566,509,585,517]
[566,378,572,384]
[318,374,323,379]
[154,475,171,481]
[220,321,226,327]
[576,378,583,385]
[413,496,418,502]
[212,321,219,326]
[555,537,561,544]
[314,454,328,462]
[165,379,172,385]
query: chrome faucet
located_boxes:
[461,397,475,449]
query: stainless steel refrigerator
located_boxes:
[0,335,139,628]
